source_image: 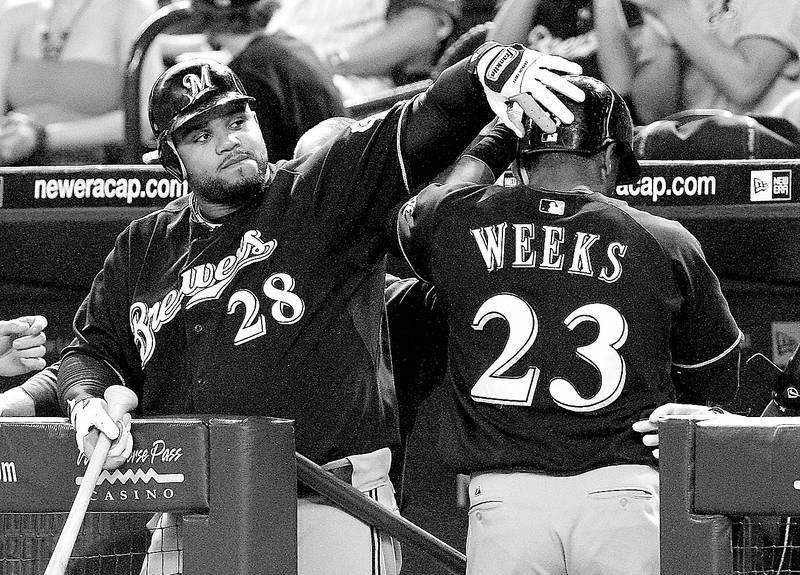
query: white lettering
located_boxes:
[0,461,17,482]
[615,175,717,203]
[512,224,536,268]
[471,223,507,272]
[31,177,188,205]
[599,242,627,283]
[568,232,600,277]
[130,231,277,366]
[540,226,564,270]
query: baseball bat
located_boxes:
[295,452,467,575]
[44,385,139,575]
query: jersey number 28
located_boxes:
[471,293,628,413]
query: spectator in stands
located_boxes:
[266,0,459,101]
[449,0,499,41]
[628,0,800,117]
[0,0,163,166]
[488,0,681,124]
[160,1,348,161]
[210,2,349,161]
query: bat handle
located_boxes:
[44,385,138,575]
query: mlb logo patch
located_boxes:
[750,170,791,202]
[539,198,565,215]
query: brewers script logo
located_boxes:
[130,230,277,367]
[182,65,214,103]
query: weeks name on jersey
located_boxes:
[470,222,628,283]
[130,230,277,367]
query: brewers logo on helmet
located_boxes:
[143,59,254,179]
[519,75,641,185]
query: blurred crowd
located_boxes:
[0,0,799,167]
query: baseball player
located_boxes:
[394,75,743,574]
[56,44,585,575]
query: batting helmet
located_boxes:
[143,59,254,179]
[519,75,641,185]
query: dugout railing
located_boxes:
[660,416,800,575]
[0,416,297,575]
[0,414,467,575]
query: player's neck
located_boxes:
[193,197,244,221]
[521,155,607,193]
[524,171,604,193]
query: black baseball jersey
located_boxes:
[60,62,492,465]
[398,182,741,474]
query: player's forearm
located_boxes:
[402,56,493,186]
[20,361,60,415]
[57,352,118,416]
[673,344,741,406]
[448,123,517,185]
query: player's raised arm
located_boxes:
[401,42,583,188]
[393,120,519,281]
[441,121,519,186]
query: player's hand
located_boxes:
[0,315,48,377]
[632,403,727,459]
[472,42,584,136]
[70,396,133,470]
[0,113,40,166]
